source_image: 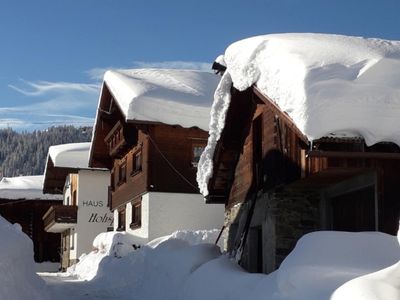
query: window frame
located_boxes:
[117,208,126,231]
[191,143,206,168]
[118,160,127,185]
[130,198,142,229]
[131,148,142,177]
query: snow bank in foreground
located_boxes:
[276,231,400,299]
[180,231,400,300]
[67,229,220,281]
[331,230,400,300]
[332,262,400,300]
[67,231,139,280]
[0,216,49,299]
[147,228,221,248]
[197,33,400,196]
[64,230,400,300]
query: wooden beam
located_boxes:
[307,150,400,160]
[253,86,309,145]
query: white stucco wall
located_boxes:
[113,210,119,232]
[63,176,77,261]
[125,192,224,244]
[125,197,149,242]
[74,169,114,258]
[63,176,72,206]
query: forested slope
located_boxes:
[0,126,92,177]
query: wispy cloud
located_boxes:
[85,61,212,82]
[4,78,100,131]
[8,79,100,96]
[4,60,212,131]
[133,61,212,71]
[0,118,28,129]
[85,68,112,81]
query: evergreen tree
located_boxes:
[0,126,93,177]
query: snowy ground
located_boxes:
[39,273,102,300]
[33,230,400,300]
[2,212,400,299]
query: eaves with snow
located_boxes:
[197,33,400,196]
[89,68,220,168]
[43,142,107,194]
[0,175,62,200]
[102,69,220,130]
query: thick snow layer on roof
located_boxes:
[48,142,91,169]
[227,33,400,144]
[197,33,400,196]
[0,175,62,200]
[103,69,220,131]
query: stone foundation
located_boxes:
[224,187,320,273]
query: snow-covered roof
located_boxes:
[0,175,62,200]
[48,142,91,169]
[197,33,400,196]
[225,32,400,144]
[103,69,220,131]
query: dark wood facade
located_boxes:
[43,205,78,232]
[90,83,207,212]
[0,199,61,263]
[207,86,400,273]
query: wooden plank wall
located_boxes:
[111,123,207,210]
[0,199,61,262]
[148,124,207,194]
[227,104,306,208]
[111,129,149,210]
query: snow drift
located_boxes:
[0,216,50,299]
[179,231,400,300]
[59,229,400,300]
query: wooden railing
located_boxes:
[43,205,78,232]
[104,121,138,158]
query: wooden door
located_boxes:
[331,185,375,231]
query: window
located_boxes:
[191,144,205,168]
[110,171,115,191]
[70,228,75,250]
[131,150,142,176]
[130,199,142,229]
[118,161,127,185]
[107,186,112,208]
[72,190,77,206]
[117,208,126,231]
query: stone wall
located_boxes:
[224,187,321,273]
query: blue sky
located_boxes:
[1,0,400,130]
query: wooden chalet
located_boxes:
[0,176,62,264]
[42,143,112,270]
[206,85,400,273]
[89,69,223,240]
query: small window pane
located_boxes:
[192,146,205,167]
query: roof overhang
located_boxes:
[89,82,118,169]
[42,155,80,194]
[287,167,375,191]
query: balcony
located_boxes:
[43,205,78,233]
[104,121,137,158]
